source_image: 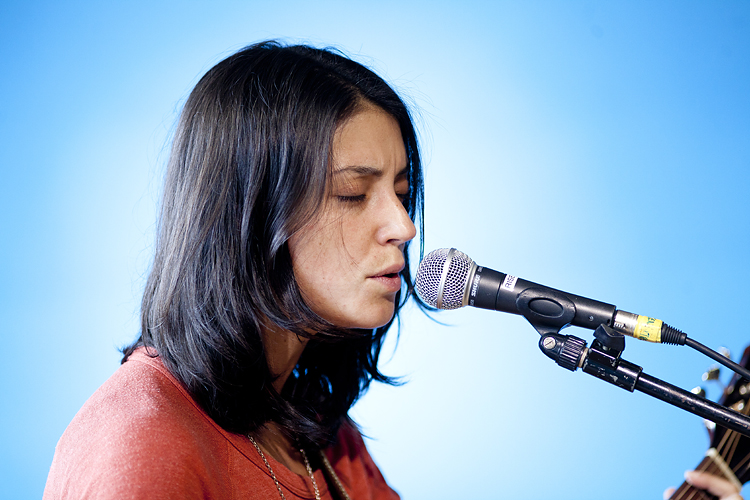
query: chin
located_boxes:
[358,306,397,330]
[337,305,396,330]
[318,296,399,330]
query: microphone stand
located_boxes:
[538,324,750,438]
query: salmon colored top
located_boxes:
[44,348,399,500]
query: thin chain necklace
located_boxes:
[248,435,321,500]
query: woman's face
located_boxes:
[289,104,416,329]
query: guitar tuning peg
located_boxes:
[720,347,731,359]
[691,386,707,398]
[702,366,721,382]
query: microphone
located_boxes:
[415,248,687,344]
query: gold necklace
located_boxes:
[317,450,352,500]
[248,435,321,500]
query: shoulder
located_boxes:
[325,422,401,500]
[44,349,231,499]
[60,348,211,444]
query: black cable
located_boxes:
[685,337,750,381]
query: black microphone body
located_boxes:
[468,265,616,334]
[415,248,686,344]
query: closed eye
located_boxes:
[337,194,366,203]
[397,192,410,207]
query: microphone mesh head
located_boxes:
[415,248,475,309]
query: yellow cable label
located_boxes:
[633,316,663,343]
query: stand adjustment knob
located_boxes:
[558,335,586,371]
[539,334,587,372]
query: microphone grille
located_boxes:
[415,248,475,309]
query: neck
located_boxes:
[252,324,311,475]
[253,422,310,476]
[262,324,309,393]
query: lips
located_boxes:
[372,262,405,278]
[368,263,405,292]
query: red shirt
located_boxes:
[44,348,400,500]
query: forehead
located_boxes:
[331,105,407,176]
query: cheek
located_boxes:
[290,221,341,272]
[289,223,345,300]
[290,212,367,274]
[288,220,382,326]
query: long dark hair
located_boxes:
[123,41,425,447]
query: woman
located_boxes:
[44,41,742,500]
[45,40,420,499]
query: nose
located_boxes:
[376,193,417,248]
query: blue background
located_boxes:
[2,1,749,498]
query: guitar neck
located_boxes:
[669,451,743,500]
[670,456,718,500]
[671,345,750,499]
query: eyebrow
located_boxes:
[333,165,409,179]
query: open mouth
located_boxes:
[369,271,403,292]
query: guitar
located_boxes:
[670,346,750,500]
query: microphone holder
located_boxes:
[538,324,750,439]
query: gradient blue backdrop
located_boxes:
[2,1,749,499]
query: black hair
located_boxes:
[122,41,425,447]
